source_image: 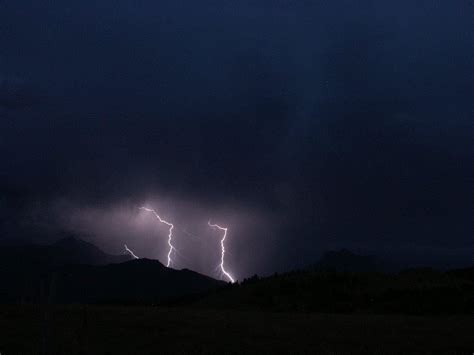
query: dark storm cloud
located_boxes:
[0,0,472,275]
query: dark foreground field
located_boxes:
[1,305,473,355]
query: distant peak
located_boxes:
[52,235,106,255]
[54,235,91,247]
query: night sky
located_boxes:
[0,1,472,279]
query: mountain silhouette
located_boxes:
[0,237,224,304]
[52,236,131,265]
[194,266,474,315]
[52,259,225,304]
[0,235,131,273]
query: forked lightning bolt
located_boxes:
[124,244,139,259]
[208,221,235,283]
[139,207,175,267]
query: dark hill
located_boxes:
[0,236,130,274]
[52,259,225,304]
[52,236,130,265]
[0,237,224,304]
[193,267,474,315]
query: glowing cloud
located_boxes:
[124,244,139,259]
[139,207,175,267]
[208,221,235,283]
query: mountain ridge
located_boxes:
[0,236,225,304]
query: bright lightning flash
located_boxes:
[208,221,235,283]
[124,244,139,259]
[139,207,175,267]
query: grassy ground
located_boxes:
[0,305,472,354]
